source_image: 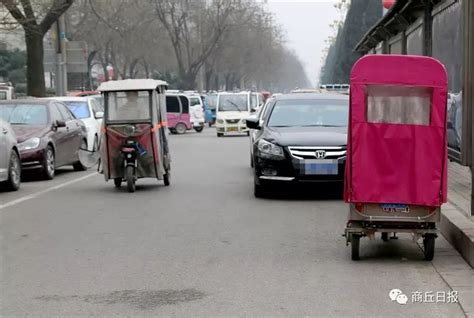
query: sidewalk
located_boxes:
[441,162,474,268]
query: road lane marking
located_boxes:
[0,172,97,211]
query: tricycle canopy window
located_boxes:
[366,85,432,126]
[107,90,151,121]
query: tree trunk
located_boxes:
[25,29,46,97]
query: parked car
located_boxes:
[246,93,349,197]
[48,96,104,151]
[0,119,21,190]
[166,93,192,134]
[186,93,205,132]
[0,100,88,180]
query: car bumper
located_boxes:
[216,124,249,134]
[20,148,45,169]
[254,155,345,184]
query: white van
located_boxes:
[186,94,205,132]
[215,92,251,137]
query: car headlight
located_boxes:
[241,119,246,125]
[18,137,40,151]
[217,119,224,124]
[258,139,284,160]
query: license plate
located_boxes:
[381,204,410,213]
[304,163,338,175]
[227,127,238,132]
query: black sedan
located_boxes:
[246,93,349,197]
[0,100,88,180]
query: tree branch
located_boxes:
[40,0,75,34]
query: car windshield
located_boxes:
[267,99,348,127]
[62,101,90,119]
[218,94,248,112]
[0,104,48,125]
[107,91,151,121]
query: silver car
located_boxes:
[0,118,21,190]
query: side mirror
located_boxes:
[246,117,260,130]
[95,111,104,119]
[56,120,66,128]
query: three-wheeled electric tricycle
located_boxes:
[344,55,448,261]
[97,79,171,192]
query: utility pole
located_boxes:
[54,14,68,96]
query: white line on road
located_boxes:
[0,172,97,211]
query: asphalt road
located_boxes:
[0,128,467,317]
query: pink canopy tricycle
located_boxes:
[344,55,448,261]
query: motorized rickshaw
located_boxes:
[344,55,448,261]
[97,79,171,192]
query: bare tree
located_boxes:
[153,0,239,89]
[1,0,75,96]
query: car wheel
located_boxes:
[246,131,250,136]
[42,146,55,180]
[217,133,223,137]
[250,154,254,168]
[194,126,204,133]
[5,150,21,191]
[175,123,187,135]
[73,139,88,171]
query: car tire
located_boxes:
[250,154,254,168]
[175,123,187,135]
[208,122,212,128]
[194,126,204,133]
[217,133,223,137]
[246,131,250,136]
[5,150,21,191]
[73,139,88,171]
[42,145,55,180]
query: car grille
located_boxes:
[226,119,240,124]
[288,146,347,160]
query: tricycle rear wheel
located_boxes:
[114,178,122,188]
[351,234,361,261]
[423,234,435,261]
[126,166,136,192]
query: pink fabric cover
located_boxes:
[344,55,448,206]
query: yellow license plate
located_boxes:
[227,127,238,132]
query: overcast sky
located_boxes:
[264,0,340,86]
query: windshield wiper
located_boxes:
[226,100,242,112]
